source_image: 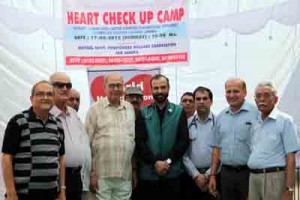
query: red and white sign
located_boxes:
[87,68,160,106]
[63,0,189,68]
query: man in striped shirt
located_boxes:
[2,80,66,200]
[85,73,136,200]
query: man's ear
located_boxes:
[274,96,279,104]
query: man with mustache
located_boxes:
[247,82,299,200]
[209,78,258,200]
[2,81,65,200]
[180,92,195,120]
[135,74,189,200]
[124,86,143,200]
[50,72,87,200]
[124,86,144,116]
[66,88,93,200]
[67,89,80,112]
[183,86,220,200]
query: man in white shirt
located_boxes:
[50,72,87,200]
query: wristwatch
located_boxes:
[166,158,172,165]
[286,187,294,192]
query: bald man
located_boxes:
[67,89,80,112]
[50,72,89,200]
[85,73,136,200]
[209,78,258,200]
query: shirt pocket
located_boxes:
[94,116,112,139]
[267,132,278,141]
[122,119,135,138]
[189,126,198,141]
[236,121,252,141]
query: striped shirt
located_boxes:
[85,97,135,180]
[2,107,65,194]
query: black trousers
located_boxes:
[181,171,221,200]
[220,165,249,200]
[131,180,141,200]
[66,167,83,200]
[17,189,58,200]
[139,177,181,200]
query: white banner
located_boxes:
[63,0,189,67]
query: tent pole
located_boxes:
[175,66,178,103]
[52,0,58,72]
[234,0,240,77]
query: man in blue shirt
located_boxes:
[183,86,219,200]
[209,78,258,200]
[248,82,300,200]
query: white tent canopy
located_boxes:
[0,0,299,166]
[0,0,299,196]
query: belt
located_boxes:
[66,166,82,174]
[197,167,210,174]
[222,165,249,171]
[250,167,285,174]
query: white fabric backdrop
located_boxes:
[0,0,299,198]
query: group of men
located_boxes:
[179,78,299,200]
[1,72,299,200]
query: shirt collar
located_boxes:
[194,112,213,123]
[152,101,174,113]
[225,101,251,114]
[28,106,55,122]
[258,107,279,121]
[103,97,126,110]
[50,105,71,117]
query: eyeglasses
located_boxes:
[182,99,194,103]
[255,93,274,99]
[108,83,123,89]
[34,91,54,98]
[69,97,80,102]
[52,82,72,89]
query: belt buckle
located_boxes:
[236,166,242,171]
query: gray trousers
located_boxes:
[248,171,285,200]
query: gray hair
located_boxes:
[225,77,247,91]
[31,80,52,96]
[49,72,70,83]
[255,81,277,96]
[104,72,123,86]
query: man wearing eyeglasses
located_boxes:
[247,82,300,200]
[180,92,195,120]
[85,73,136,200]
[2,80,66,200]
[183,86,220,200]
[67,89,80,112]
[50,72,87,200]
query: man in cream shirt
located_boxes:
[85,73,135,200]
